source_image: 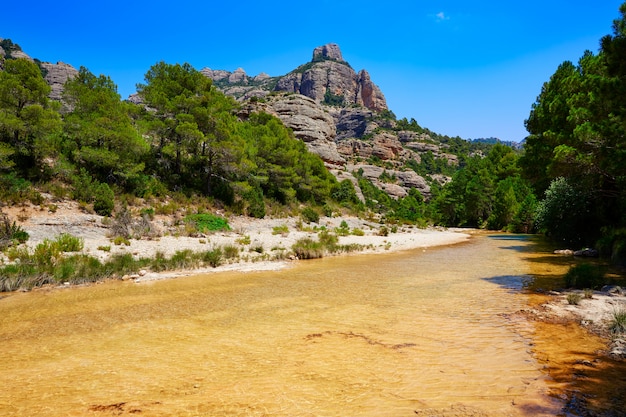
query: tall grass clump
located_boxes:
[610,309,626,334]
[168,249,199,270]
[563,263,606,289]
[292,237,325,259]
[201,247,223,267]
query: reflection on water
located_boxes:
[0,234,576,416]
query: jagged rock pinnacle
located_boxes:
[312,43,344,62]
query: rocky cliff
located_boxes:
[207,43,457,200]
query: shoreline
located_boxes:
[2,201,472,284]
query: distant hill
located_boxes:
[470,137,522,149]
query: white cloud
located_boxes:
[435,11,450,22]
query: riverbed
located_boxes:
[0,234,622,416]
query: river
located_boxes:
[0,233,622,416]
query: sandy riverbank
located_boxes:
[2,200,471,282]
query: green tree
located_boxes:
[63,67,148,188]
[0,58,61,178]
[521,4,626,245]
[534,177,595,245]
[137,61,245,196]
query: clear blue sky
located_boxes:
[3,1,624,142]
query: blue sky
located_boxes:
[3,1,624,142]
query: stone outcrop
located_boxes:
[313,43,343,61]
[40,62,78,101]
[274,44,387,112]
[205,44,387,114]
[199,44,461,199]
[241,93,345,168]
[347,163,431,199]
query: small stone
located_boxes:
[138,269,147,276]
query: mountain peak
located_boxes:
[312,43,344,62]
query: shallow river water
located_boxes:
[0,234,621,416]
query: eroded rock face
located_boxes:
[347,163,431,199]
[313,43,343,61]
[274,44,387,113]
[241,94,345,168]
[40,62,79,101]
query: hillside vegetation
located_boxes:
[2,2,626,266]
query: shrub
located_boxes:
[112,236,130,246]
[244,186,266,219]
[0,173,42,204]
[250,244,264,254]
[201,247,223,267]
[351,228,365,236]
[223,245,239,259]
[55,233,84,252]
[185,213,230,233]
[301,207,320,224]
[335,220,350,236]
[567,293,582,305]
[104,253,139,275]
[169,249,198,270]
[292,237,325,259]
[318,229,338,252]
[0,214,29,249]
[534,177,594,245]
[378,226,389,237]
[32,239,62,269]
[93,183,115,216]
[563,263,605,289]
[150,251,168,272]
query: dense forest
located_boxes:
[1,2,626,265]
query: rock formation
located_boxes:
[205,43,454,200]
[39,62,78,101]
[240,93,345,168]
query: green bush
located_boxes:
[55,233,84,252]
[567,293,582,305]
[0,173,42,204]
[169,249,199,270]
[244,186,266,219]
[563,263,606,289]
[185,213,231,233]
[93,183,115,216]
[335,220,350,236]
[104,253,140,275]
[301,207,320,224]
[0,214,29,249]
[201,247,223,267]
[351,228,365,236]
